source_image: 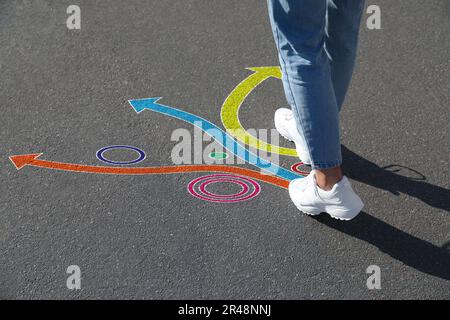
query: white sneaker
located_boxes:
[289,171,364,221]
[274,108,311,165]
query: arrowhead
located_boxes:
[9,153,42,170]
[128,97,163,113]
[246,66,282,79]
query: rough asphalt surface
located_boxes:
[1,0,449,299]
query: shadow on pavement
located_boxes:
[312,146,450,280]
[342,145,450,213]
[314,212,450,281]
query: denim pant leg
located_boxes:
[326,0,365,111]
[267,0,342,169]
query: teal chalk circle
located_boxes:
[208,152,229,160]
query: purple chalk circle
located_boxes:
[96,145,146,165]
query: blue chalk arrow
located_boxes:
[128,97,302,181]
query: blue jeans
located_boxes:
[267,0,365,169]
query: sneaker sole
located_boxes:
[291,199,362,221]
[278,130,293,143]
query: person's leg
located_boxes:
[267,0,342,190]
[314,0,364,189]
[268,0,364,220]
[326,0,365,112]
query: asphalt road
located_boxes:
[1,0,449,299]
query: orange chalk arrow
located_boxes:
[9,153,290,189]
[9,153,43,169]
